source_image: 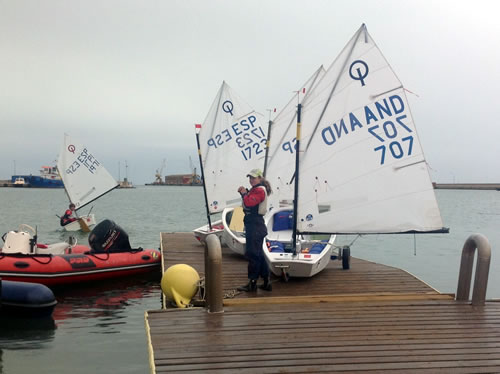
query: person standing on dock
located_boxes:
[237,169,273,292]
[60,203,77,226]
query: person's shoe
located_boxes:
[237,280,257,292]
[258,278,272,291]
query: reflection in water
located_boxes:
[52,275,162,334]
[0,317,57,350]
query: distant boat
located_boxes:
[11,165,64,188]
[57,134,119,232]
[13,177,27,187]
[117,178,135,189]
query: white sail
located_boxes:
[265,66,326,211]
[57,134,118,210]
[198,81,266,214]
[297,24,445,234]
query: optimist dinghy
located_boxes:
[264,207,336,280]
[264,24,447,280]
[193,82,267,249]
[57,134,118,232]
[256,66,338,279]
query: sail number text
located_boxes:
[320,94,414,165]
[206,115,267,161]
[369,116,413,165]
[65,148,100,175]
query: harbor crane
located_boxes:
[189,156,201,185]
[155,159,166,184]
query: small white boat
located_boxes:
[57,134,118,232]
[192,219,224,244]
[263,207,337,279]
[266,24,447,281]
[60,214,96,232]
[259,66,336,279]
[193,81,267,250]
[13,177,27,186]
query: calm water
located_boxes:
[0,187,499,373]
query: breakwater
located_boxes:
[433,183,500,190]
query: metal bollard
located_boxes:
[205,234,223,313]
[456,233,491,306]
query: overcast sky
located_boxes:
[1,0,498,184]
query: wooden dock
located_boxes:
[145,233,500,373]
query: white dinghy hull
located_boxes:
[221,207,246,256]
[262,207,337,279]
[192,219,225,245]
[62,214,96,232]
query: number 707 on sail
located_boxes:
[368,115,414,165]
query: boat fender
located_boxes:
[161,264,200,308]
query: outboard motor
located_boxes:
[88,219,132,253]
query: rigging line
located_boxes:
[404,88,420,97]
[333,234,362,249]
[305,25,367,152]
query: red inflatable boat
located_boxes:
[0,246,161,286]
[0,220,162,287]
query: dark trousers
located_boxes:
[245,220,269,281]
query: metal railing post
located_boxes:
[205,234,223,313]
[456,233,491,306]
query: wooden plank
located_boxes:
[160,232,441,303]
[146,233,500,373]
[147,301,500,373]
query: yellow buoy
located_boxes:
[161,264,200,308]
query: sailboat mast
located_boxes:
[195,123,212,230]
[292,103,302,255]
[262,113,273,177]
